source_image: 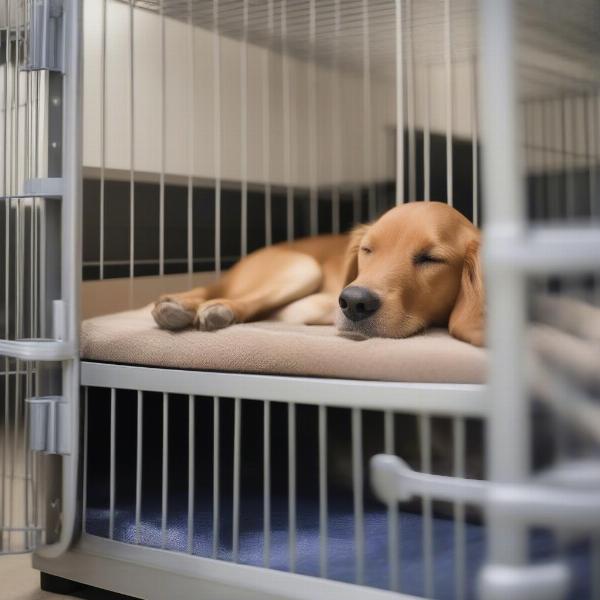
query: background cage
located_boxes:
[0,0,599,599]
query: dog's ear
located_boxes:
[342,224,369,287]
[448,238,485,346]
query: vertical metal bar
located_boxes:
[419,414,433,598]
[444,0,453,206]
[159,0,166,276]
[135,390,143,544]
[453,416,466,600]
[187,394,195,553]
[405,0,416,202]
[109,389,116,540]
[384,410,399,591]
[308,0,318,236]
[212,396,220,558]
[213,0,222,276]
[129,0,135,278]
[471,59,479,226]
[564,97,575,219]
[187,0,194,273]
[263,399,271,567]
[288,402,296,572]
[161,393,169,549]
[282,0,293,241]
[587,94,597,220]
[362,0,372,214]
[100,0,107,280]
[263,1,273,246]
[318,404,327,578]
[332,0,341,233]
[232,397,241,562]
[82,387,89,535]
[395,0,404,204]
[479,0,529,572]
[240,0,248,257]
[423,64,431,201]
[352,408,365,585]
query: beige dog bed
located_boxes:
[81,305,487,383]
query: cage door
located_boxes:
[1,0,81,555]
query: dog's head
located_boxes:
[336,202,484,346]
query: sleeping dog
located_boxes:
[152,201,484,346]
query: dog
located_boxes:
[152,201,484,346]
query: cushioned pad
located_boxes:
[81,305,487,383]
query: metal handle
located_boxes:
[370,454,600,532]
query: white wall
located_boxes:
[82,0,397,187]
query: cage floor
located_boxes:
[85,490,594,600]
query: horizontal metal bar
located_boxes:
[486,225,600,274]
[371,455,600,531]
[0,339,76,361]
[81,362,487,416]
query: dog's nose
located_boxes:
[339,286,381,321]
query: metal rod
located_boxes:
[109,389,116,540]
[100,0,107,280]
[82,388,89,535]
[213,0,222,276]
[352,407,365,585]
[161,393,169,549]
[309,0,318,236]
[419,414,433,598]
[288,401,296,572]
[159,0,166,276]
[453,416,466,600]
[263,1,274,246]
[187,0,194,273]
[405,0,416,202]
[135,391,143,544]
[212,396,220,558]
[319,404,328,578]
[471,59,479,225]
[187,395,195,554]
[263,399,271,567]
[282,0,293,241]
[395,0,404,204]
[424,65,431,201]
[444,0,453,206]
[240,0,248,257]
[384,410,399,591]
[232,397,241,562]
[129,0,135,278]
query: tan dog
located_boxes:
[152,201,484,346]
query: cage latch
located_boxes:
[27,396,70,455]
[26,0,65,72]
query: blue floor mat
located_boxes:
[86,490,594,600]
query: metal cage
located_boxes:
[0,1,599,600]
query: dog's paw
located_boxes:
[152,299,196,330]
[195,302,236,331]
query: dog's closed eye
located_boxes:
[413,251,446,266]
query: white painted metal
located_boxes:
[81,362,486,416]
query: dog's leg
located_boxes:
[195,250,323,331]
[271,293,337,325]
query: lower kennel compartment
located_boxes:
[82,383,593,600]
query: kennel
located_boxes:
[1,0,600,599]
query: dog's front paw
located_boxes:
[195,302,237,331]
[152,298,196,330]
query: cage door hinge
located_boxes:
[26,0,65,72]
[27,396,71,455]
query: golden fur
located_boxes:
[152,202,485,346]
